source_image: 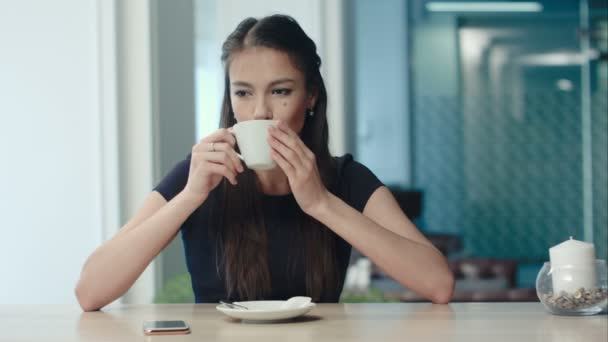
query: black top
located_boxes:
[153,154,383,303]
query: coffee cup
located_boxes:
[232,120,278,170]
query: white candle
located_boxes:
[549,237,596,293]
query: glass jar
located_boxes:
[536,259,607,315]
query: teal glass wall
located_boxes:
[410,0,607,261]
[352,0,607,264]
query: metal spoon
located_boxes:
[220,300,249,310]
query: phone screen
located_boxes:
[143,320,189,331]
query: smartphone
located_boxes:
[143,320,190,335]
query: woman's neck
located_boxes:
[254,167,291,195]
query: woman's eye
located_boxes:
[272,88,292,96]
[234,90,249,97]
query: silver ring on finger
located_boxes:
[211,142,216,152]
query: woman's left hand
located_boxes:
[268,121,329,215]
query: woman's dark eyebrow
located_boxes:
[231,81,253,88]
[231,78,296,88]
[268,78,295,87]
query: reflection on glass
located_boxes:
[347,0,606,302]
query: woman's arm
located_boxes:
[75,129,242,311]
[308,187,455,304]
[75,190,205,311]
[268,121,454,303]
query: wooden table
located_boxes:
[1,303,606,341]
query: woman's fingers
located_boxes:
[199,128,236,147]
[184,127,244,196]
[268,125,306,166]
[268,134,301,168]
[191,127,243,174]
[204,161,238,185]
[208,142,244,173]
[197,151,240,183]
[192,150,239,185]
[271,149,295,179]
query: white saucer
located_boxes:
[216,300,316,321]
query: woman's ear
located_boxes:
[307,89,318,109]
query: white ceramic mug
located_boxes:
[232,120,278,170]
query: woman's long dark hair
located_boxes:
[213,14,337,301]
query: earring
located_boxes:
[307,108,314,117]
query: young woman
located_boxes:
[75,14,454,311]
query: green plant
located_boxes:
[340,287,400,303]
[154,274,399,304]
[154,273,195,304]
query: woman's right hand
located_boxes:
[184,128,244,199]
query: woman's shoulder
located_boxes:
[153,154,192,202]
[330,154,384,212]
[332,153,354,170]
[332,153,375,179]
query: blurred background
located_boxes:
[1,0,606,305]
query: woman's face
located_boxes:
[229,46,316,133]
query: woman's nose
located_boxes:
[253,99,273,119]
